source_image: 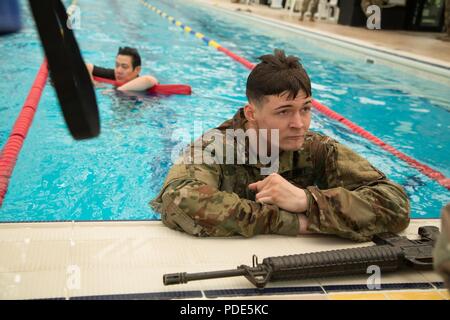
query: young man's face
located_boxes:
[114,54,141,83]
[245,90,312,152]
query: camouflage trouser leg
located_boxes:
[301,0,319,15]
[301,0,311,14]
[309,0,319,16]
[445,0,450,36]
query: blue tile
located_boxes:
[323,282,433,293]
[68,290,203,300]
[204,286,324,298]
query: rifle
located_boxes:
[163,226,439,288]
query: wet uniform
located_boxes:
[151,108,410,242]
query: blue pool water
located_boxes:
[0,0,449,221]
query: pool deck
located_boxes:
[0,219,447,300]
[197,0,450,67]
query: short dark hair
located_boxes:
[117,47,141,69]
[246,49,312,106]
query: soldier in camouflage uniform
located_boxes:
[434,203,450,291]
[150,49,410,242]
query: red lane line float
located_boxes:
[217,47,254,70]
[0,61,49,206]
[93,76,192,95]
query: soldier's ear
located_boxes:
[244,103,256,122]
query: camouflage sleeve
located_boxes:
[305,141,410,242]
[150,163,299,237]
[433,204,450,290]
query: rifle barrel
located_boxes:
[164,268,247,285]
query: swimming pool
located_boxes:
[0,0,449,221]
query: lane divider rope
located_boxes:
[0,61,49,206]
[139,0,449,190]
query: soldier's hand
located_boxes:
[248,173,308,213]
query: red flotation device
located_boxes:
[93,76,191,95]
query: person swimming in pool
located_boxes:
[86,46,158,91]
